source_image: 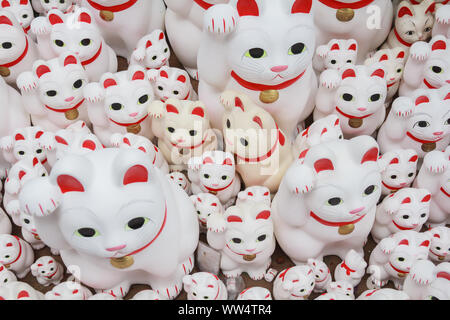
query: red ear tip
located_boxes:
[361,147,379,164]
[123,165,148,185]
[314,158,334,173]
[256,210,271,220]
[421,194,431,202]
[103,78,117,89]
[227,215,243,223]
[291,0,312,14]
[191,106,205,118]
[237,0,259,16]
[64,55,78,67]
[166,104,179,114]
[389,157,399,165]
[160,70,168,78]
[132,71,145,81]
[57,175,85,194]
[342,69,356,79]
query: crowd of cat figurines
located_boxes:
[0,0,448,301]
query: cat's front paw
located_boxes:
[148,101,165,119]
[5,178,20,195]
[285,163,315,195]
[378,237,397,255]
[220,90,239,109]
[39,132,56,151]
[410,260,434,285]
[16,72,38,93]
[30,17,51,35]
[423,151,448,174]
[316,45,329,59]
[132,47,146,62]
[204,4,238,35]
[392,96,414,117]
[83,83,104,104]
[187,156,202,171]
[409,41,431,61]
[0,136,14,152]
[207,212,227,233]
[5,200,21,217]
[18,178,61,217]
[319,69,340,89]
[110,133,124,147]
[435,5,450,25]
[147,69,159,82]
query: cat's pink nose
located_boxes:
[357,107,367,111]
[434,131,444,136]
[106,245,126,252]
[349,207,365,215]
[65,96,74,102]
[212,183,219,187]
[177,138,184,143]
[446,80,450,83]
[129,112,138,117]
[32,229,37,232]
[271,65,288,73]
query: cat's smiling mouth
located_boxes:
[272,74,285,80]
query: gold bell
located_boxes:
[338,224,355,235]
[336,8,355,22]
[243,254,256,262]
[348,118,363,128]
[259,90,279,104]
[34,234,41,240]
[65,109,79,121]
[100,10,114,21]
[0,66,10,77]
[439,256,444,261]
[397,272,407,278]
[127,123,141,134]
[110,256,134,269]
[421,142,436,153]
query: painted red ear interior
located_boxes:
[227,215,243,223]
[398,6,413,18]
[415,96,429,106]
[409,155,418,162]
[191,107,204,118]
[78,12,91,24]
[177,75,186,83]
[55,136,68,145]
[401,197,411,204]
[235,97,244,111]
[396,51,405,59]
[420,240,430,247]
[160,70,168,78]
[342,69,356,79]
[15,133,25,141]
[291,0,312,14]
[166,104,178,114]
[314,158,334,173]
[82,140,96,151]
[57,175,85,193]
[132,71,145,81]
[0,15,12,25]
[146,40,152,48]
[256,210,271,220]
[222,158,233,166]
[123,165,148,185]
[48,13,63,25]
[36,65,51,78]
[361,147,378,164]
[398,239,409,246]
[203,157,213,165]
[35,131,44,139]
[348,43,357,51]
[64,55,78,66]
[103,78,117,89]
[237,0,259,16]
[421,194,431,202]
[330,43,340,51]
[432,40,446,51]
[159,32,164,40]
[253,116,263,128]
[389,158,399,165]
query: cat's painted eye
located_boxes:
[402,215,409,219]
[397,257,405,262]
[138,94,149,104]
[80,38,91,46]
[75,228,99,238]
[23,219,30,224]
[341,93,353,102]
[189,130,197,136]
[54,40,64,47]
[36,149,43,154]
[397,68,402,73]
[60,0,65,3]
[390,175,397,179]
[431,66,443,74]
[406,31,414,36]
[110,103,123,111]
[436,246,441,250]
[245,48,267,59]
[413,120,430,128]
[125,217,149,231]
[363,185,377,196]
[46,90,57,97]
[44,0,49,3]
[346,60,352,63]
[164,48,168,53]
[240,138,248,147]
[257,234,266,242]
[196,211,201,215]
[221,175,227,180]
[420,213,427,218]
[226,119,231,129]
[300,289,305,292]
[203,174,210,179]
[338,134,343,139]
[41,173,46,177]
[288,42,305,55]
[330,60,337,65]
[167,127,175,133]
[428,296,440,300]
[152,56,157,60]
[445,118,450,125]
[408,172,414,177]
[369,94,381,102]
[327,197,342,206]
[18,151,25,155]
[173,91,179,95]
[22,14,28,18]
[1,42,12,49]
[158,86,163,91]
[232,238,242,244]
[73,79,83,89]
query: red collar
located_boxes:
[0,37,28,68]
[406,131,443,144]
[318,0,374,9]
[23,25,30,34]
[81,43,102,67]
[235,125,284,163]
[45,98,85,113]
[225,244,262,257]
[1,236,22,266]
[45,266,59,279]
[86,0,138,12]
[382,181,401,191]
[203,178,234,193]
[392,220,415,231]
[387,81,397,88]
[231,69,306,92]
[394,28,412,48]
[423,78,437,89]
[441,187,450,198]
[109,114,148,127]
[340,261,356,276]
[170,135,207,150]
[310,211,366,227]
[194,0,213,10]
[335,106,374,120]
[389,262,409,275]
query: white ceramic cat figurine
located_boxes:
[148,66,198,102]
[190,193,223,232]
[0,234,34,279]
[221,91,294,193]
[17,52,90,132]
[307,258,332,293]
[314,38,358,72]
[364,47,407,104]
[19,205,47,250]
[0,209,12,235]
[207,201,275,280]
[45,281,93,300]
[167,171,191,195]
[0,0,34,34]
[0,281,44,299]
[399,35,449,96]
[272,135,381,263]
[371,188,431,243]
[383,0,435,53]
[357,288,410,300]
[30,7,118,81]
[314,280,355,300]
[84,65,155,146]
[0,10,38,87]
[183,272,228,300]
[378,149,418,196]
[334,249,367,287]
[377,86,450,158]
[413,146,450,227]
[110,132,169,174]
[18,148,199,299]
[314,63,387,139]
[273,265,315,300]
[367,230,431,290]
[237,286,272,300]
[31,256,64,286]
[236,186,271,207]
[130,29,170,70]
[426,226,450,262]
[188,150,241,206]
[197,0,317,136]
[0,263,17,285]
[78,0,166,59]
[148,98,219,170]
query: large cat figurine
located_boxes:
[130,29,170,71]
[148,66,198,102]
[18,148,199,299]
[197,0,317,136]
[313,0,393,62]
[30,8,118,81]
[16,52,90,132]
[272,135,381,263]
[165,0,230,80]
[78,0,166,59]
[313,38,358,72]
[0,0,34,34]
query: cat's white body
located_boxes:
[188,151,241,206]
[413,146,450,227]
[313,38,358,73]
[130,289,162,300]
[31,256,64,286]
[237,286,272,300]
[0,0,34,35]
[313,0,393,62]
[399,35,450,96]
[378,149,418,196]
[206,201,275,280]
[371,188,431,243]
[167,171,191,195]
[272,136,381,263]
[130,29,170,71]
[356,288,409,300]
[18,148,199,299]
[367,230,431,290]
[148,66,198,102]
[273,265,315,300]
[0,234,34,279]
[0,209,12,235]
[314,280,355,300]
[78,0,166,59]
[45,281,93,300]
[182,272,228,300]
[197,0,317,136]
[190,193,223,232]
[307,258,332,292]
[17,52,90,132]
[30,7,118,82]
[84,66,154,146]
[377,86,450,158]
[334,249,367,287]
[314,63,387,139]
[0,281,44,300]
[426,226,450,262]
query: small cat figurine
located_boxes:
[167,171,191,195]
[17,52,90,132]
[190,192,223,233]
[31,7,118,81]
[45,281,93,300]
[273,265,315,300]
[357,288,409,300]
[314,39,358,72]
[0,234,34,279]
[0,263,17,285]
[0,0,34,34]
[188,150,241,206]
[183,272,228,300]
[148,66,198,102]
[237,287,272,300]
[334,249,367,287]
[378,149,418,196]
[364,47,407,104]
[307,258,332,293]
[84,65,155,146]
[30,256,64,286]
[0,281,44,299]
[314,280,355,300]
[130,29,170,70]
[426,226,450,262]
[383,0,435,53]
[236,186,271,207]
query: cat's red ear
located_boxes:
[398,6,413,18]
[379,54,388,62]
[82,140,96,151]
[20,0,28,4]
[57,175,85,193]
[123,165,148,185]
[35,131,44,139]
[361,147,379,164]
[371,68,385,79]
[396,50,405,59]
[48,13,63,25]
[103,78,117,89]
[401,197,411,204]
[177,75,186,83]
[18,170,26,180]
[0,14,12,25]
[330,43,340,51]
[160,70,168,78]
[314,158,334,173]
[223,158,233,166]
[159,32,164,40]
[227,215,243,223]
[432,40,446,51]
[348,43,357,51]
[253,116,263,128]
[409,155,418,162]
[398,239,409,246]
[389,157,399,165]
[334,118,340,126]
[55,136,68,145]
[256,210,271,220]
[342,68,356,80]
[421,194,431,202]
[64,55,78,67]
[203,157,213,165]
[15,133,25,141]
[291,0,312,14]
[36,65,51,78]
[191,106,204,118]
[425,2,435,14]
[145,40,152,48]
[235,97,244,112]
[32,157,39,167]
[78,12,92,24]
[131,70,145,81]
[166,104,178,114]
[420,240,430,247]
[237,0,259,17]
[415,95,429,106]
[1,1,10,8]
